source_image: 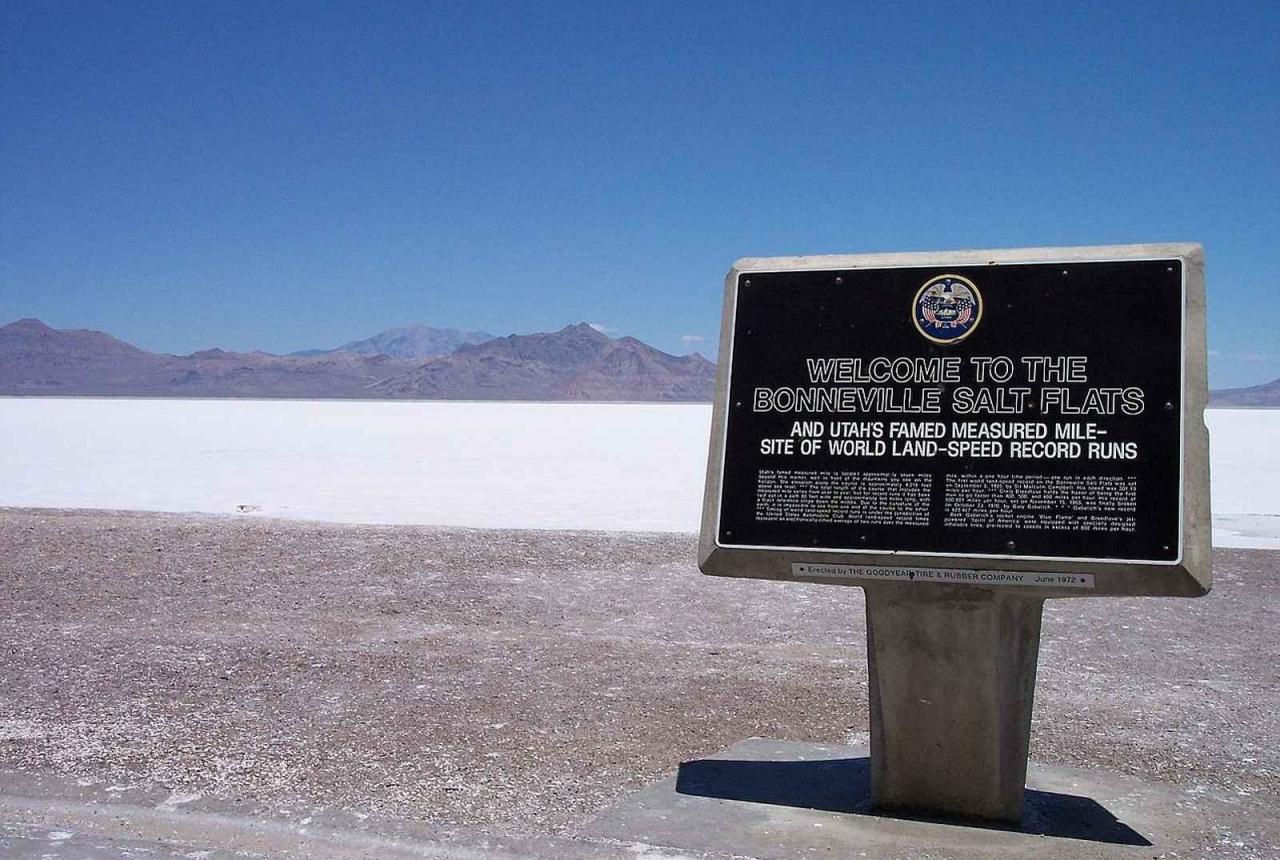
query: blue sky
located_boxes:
[1,1,1276,387]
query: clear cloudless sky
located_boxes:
[1,1,1277,387]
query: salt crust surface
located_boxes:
[0,398,1274,547]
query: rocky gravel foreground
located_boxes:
[0,508,1277,855]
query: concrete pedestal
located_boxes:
[865,585,1044,824]
[584,738,1277,858]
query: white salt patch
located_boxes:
[0,719,45,740]
[1206,410,1280,548]
[0,399,1275,547]
[0,398,707,532]
[157,790,202,810]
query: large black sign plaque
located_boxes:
[715,258,1186,564]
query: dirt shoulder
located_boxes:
[0,508,1276,846]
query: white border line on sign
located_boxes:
[713,255,1188,567]
[791,563,1096,588]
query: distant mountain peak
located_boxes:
[295,323,495,359]
[4,317,55,331]
[0,317,148,356]
[369,323,716,401]
[1211,376,1280,408]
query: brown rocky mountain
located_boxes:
[0,318,160,393]
[0,318,418,398]
[0,318,716,401]
[368,323,716,401]
[1210,377,1280,408]
[292,323,495,359]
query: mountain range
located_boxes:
[2,316,1274,405]
[291,324,494,359]
[1210,378,1280,408]
[370,324,716,401]
[0,319,715,401]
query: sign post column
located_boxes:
[865,586,1043,823]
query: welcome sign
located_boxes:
[699,244,1211,598]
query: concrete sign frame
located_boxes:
[699,243,1211,599]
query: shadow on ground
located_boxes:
[675,756,1151,847]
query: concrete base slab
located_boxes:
[582,739,1279,859]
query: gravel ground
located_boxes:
[0,508,1277,853]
